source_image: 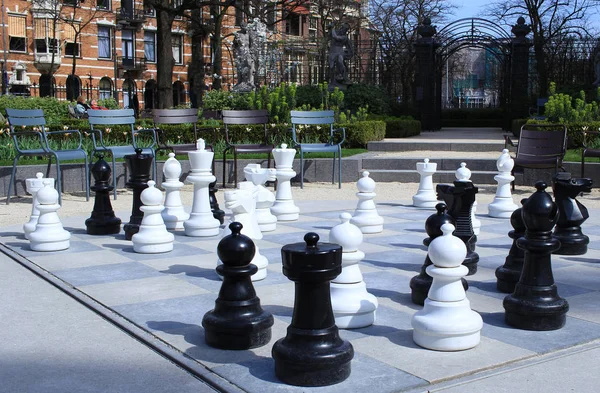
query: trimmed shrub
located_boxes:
[342,121,386,148]
[295,85,323,109]
[0,96,70,127]
[384,118,421,138]
[344,84,391,115]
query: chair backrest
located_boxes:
[153,108,198,125]
[202,110,222,120]
[6,108,46,128]
[88,109,136,127]
[516,124,567,165]
[290,110,335,127]
[222,110,268,125]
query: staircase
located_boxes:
[363,128,509,185]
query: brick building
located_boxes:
[0,0,377,110]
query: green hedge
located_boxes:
[0,96,70,127]
[384,118,421,138]
[511,119,528,136]
[342,121,386,148]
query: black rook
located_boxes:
[272,233,354,387]
[123,148,153,240]
[504,181,569,330]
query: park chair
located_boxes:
[581,128,600,177]
[506,124,567,190]
[290,110,345,189]
[5,108,89,205]
[88,109,157,199]
[153,108,221,175]
[222,109,274,188]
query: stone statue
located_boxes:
[233,22,255,92]
[328,23,354,90]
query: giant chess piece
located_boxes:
[209,180,225,224]
[202,222,274,349]
[457,163,481,235]
[271,143,299,221]
[504,181,569,331]
[412,223,483,351]
[24,173,54,239]
[273,233,354,386]
[184,139,220,237]
[436,164,479,275]
[329,212,378,328]
[552,172,593,255]
[495,199,526,293]
[413,158,438,208]
[488,149,518,218]
[29,179,70,252]
[132,181,174,253]
[161,153,190,230]
[123,148,153,240]
[222,182,268,281]
[350,171,384,233]
[86,155,122,235]
[410,202,465,306]
[244,163,277,232]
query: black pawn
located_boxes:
[552,172,593,255]
[504,181,569,331]
[272,233,354,387]
[85,154,122,235]
[123,148,153,240]
[495,199,527,293]
[202,222,274,349]
[410,203,466,305]
[436,181,479,275]
[209,179,225,224]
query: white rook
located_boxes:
[271,143,299,221]
[413,158,438,208]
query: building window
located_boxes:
[172,0,183,19]
[309,17,316,30]
[121,29,134,65]
[97,0,111,10]
[172,81,186,106]
[144,31,156,62]
[235,0,247,26]
[98,26,112,59]
[99,77,112,100]
[172,34,183,64]
[64,0,79,7]
[284,12,301,36]
[63,24,80,57]
[266,4,276,30]
[9,15,27,52]
[34,18,59,54]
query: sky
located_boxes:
[452,0,489,21]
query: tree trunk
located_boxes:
[210,9,224,90]
[156,8,175,108]
[189,9,205,107]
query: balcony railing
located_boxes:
[116,7,147,25]
[117,56,147,71]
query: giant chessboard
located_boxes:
[3,197,600,393]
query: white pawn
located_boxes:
[271,143,299,221]
[488,149,518,218]
[244,163,277,232]
[456,162,481,235]
[412,223,482,351]
[133,181,174,253]
[413,158,438,208]
[29,179,70,252]
[24,173,54,239]
[222,182,268,281]
[184,139,220,237]
[350,171,384,233]
[161,153,190,229]
[329,212,378,328]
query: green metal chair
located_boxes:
[6,108,89,205]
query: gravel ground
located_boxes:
[2,181,600,228]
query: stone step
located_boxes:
[368,140,506,152]
[362,157,499,172]
[366,169,502,185]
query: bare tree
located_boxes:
[484,0,598,97]
[370,0,455,106]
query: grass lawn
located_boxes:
[0,148,369,167]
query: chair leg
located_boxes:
[222,150,227,188]
[84,155,90,201]
[300,150,304,189]
[6,156,19,205]
[46,157,52,179]
[112,155,118,200]
[338,147,342,189]
[55,156,63,206]
[233,150,238,189]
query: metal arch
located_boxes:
[439,42,508,66]
[438,18,512,41]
